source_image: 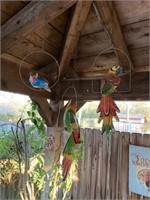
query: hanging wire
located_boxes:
[91,47,132,94]
[92,1,132,94]
[19,50,60,92]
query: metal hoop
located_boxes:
[19,50,60,92]
[91,47,132,94]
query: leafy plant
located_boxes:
[0,101,47,199]
[0,100,84,199]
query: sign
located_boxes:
[129,145,150,197]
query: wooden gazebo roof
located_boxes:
[1,1,149,102]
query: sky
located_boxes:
[0,91,30,105]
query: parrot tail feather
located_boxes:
[97,96,119,135]
[62,157,72,181]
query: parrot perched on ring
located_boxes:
[97,65,122,139]
[62,100,81,181]
[29,72,51,92]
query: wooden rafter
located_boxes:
[1,1,76,53]
[93,1,133,72]
[59,1,92,78]
[30,97,53,126]
[77,100,86,111]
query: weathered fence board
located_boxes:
[95,131,101,200]
[110,131,119,199]
[84,128,93,199]
[143,134,150,200]
[130,133,143,200]
[119,132,130,200]
[70,130,150,200]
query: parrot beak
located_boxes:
[116,66,123,75]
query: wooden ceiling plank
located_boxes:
[1,1,28,16]
[59,1,92,78]
[50,9,70,35]
[130,46,149,68]
[30,97,53,126]
[34,23,64,50]
[93,1,133,71]
[81,4,104,36]
[1,1,76,53]
[123,20,149,50]
[6,37,58,66]
[74,52,119,74]
[1,10,10,25]
[78,30,112,58]
[1,53,34,68]
[114,1,149,26]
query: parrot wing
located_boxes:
[101,81,114,96]
[63,108,74,133]
[63,108,80,133]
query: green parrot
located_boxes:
[62,100,81,181]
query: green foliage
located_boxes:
[30,155,47,191]
[0,101,47,199]
[0,130,15,159]
[79,102,99,119]
[27,101,46,134]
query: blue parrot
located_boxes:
[29,72,51,92]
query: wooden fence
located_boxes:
[0,129,150,200]
[68,129,150,200]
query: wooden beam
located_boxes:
[30,97,53,126]
[93,1,133,71]
[60,1,92,78]
[58,72,150,101]
[1,1,76,53]
[1,58,149,100]
[77,100,86,111]
[1,58,52,98]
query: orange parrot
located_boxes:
[97,66,122,137]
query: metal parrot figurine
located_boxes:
[62,100,81,181]
[29,72,51,92]
[97,66,122,138]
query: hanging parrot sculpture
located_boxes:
[97,65,122,139]
[62,100,81,181]
[29,72,51,92]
